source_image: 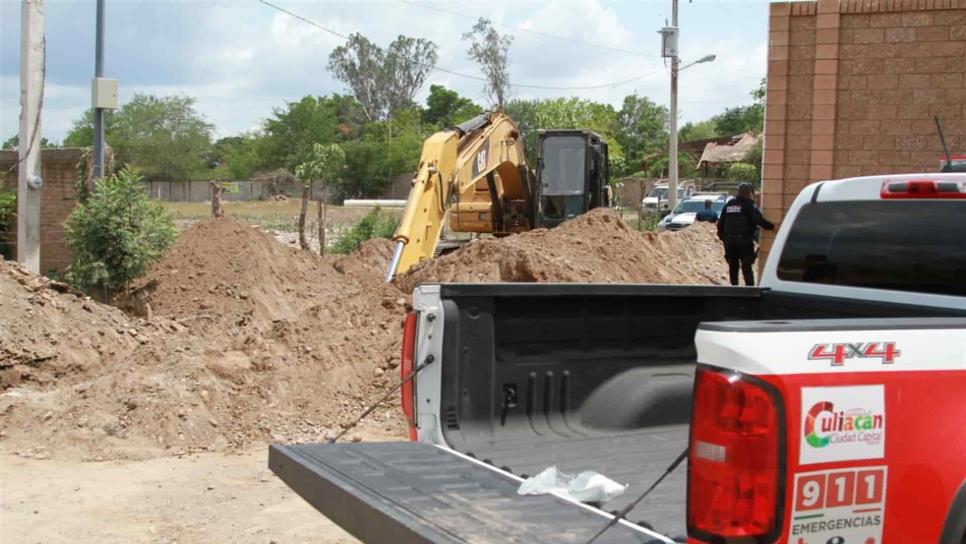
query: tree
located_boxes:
[210,134,259,179]
[65,168,176,293]
[64,94,213,181]
[727,162,759,183]
[328,33,438,122]
[422,85,483,128]
[712,79,765,136]
[679,119,720,142]
[462,18,513,109]
[2,135,54,149]
[616,94,669,174]
[338,108,427,199]
[254,95,343,172]
[296,143,346,187]
[383,36,438,115]
[296,143,346,254]
[241,94,364,176]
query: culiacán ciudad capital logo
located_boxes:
[804,400,884,448]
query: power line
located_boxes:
[255,0,666,92]
[396,0,661,59]
[256,0,350,39]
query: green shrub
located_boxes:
[65,168,176,292]
[332,208,399,254]
[0,186,15,259]
[727,162,759,184]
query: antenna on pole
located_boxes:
[934,114,953,173]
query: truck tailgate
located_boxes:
[269,441,676,544]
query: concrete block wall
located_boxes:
[761,0,966,266]
[0,148,88,274]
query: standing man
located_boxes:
[716,183,775,286]
[695,199,718,222]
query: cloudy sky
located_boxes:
[0,0,769,143]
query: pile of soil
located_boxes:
[0,218,407,461]
[0,210,728,462]
[0,260,144,389]
[396,209,728,292]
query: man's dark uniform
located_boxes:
[716,185,775,286]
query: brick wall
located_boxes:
[0,148,89,274]
[761,0,966,266]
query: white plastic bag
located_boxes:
[516,466,627,504]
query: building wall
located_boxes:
[0,148,89,274]
[761,0,966,265]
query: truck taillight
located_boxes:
[881,179,966,199]
[400,311,418,441]
[687,366,784,542]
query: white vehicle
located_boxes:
[272,173,966,544]
[641,182,694,213]
[657,193,728,231]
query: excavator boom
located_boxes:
[386,112,532,280]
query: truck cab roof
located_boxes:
[760,173,966,311]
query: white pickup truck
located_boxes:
[271,174,966,544]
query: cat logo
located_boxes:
[472,140,489,177]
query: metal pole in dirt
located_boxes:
[668,0,679,212]
[18,0,44,274]
[92,0,105,178]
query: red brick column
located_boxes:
[0,148,89,275]
[759,2,793,267]
[809,0,841,183]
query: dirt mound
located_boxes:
[1,210,728,462]
[0,260,143,389]
[396,209,728,291]
[331,238,395,286]
[1,219,408,461]
[123,217,332,325]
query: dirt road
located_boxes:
[1,447,359,544]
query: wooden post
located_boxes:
[298,183,310,250]
[210,181,224,218]
[324,196,326,257]
[637,178,645,231]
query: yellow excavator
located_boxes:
[385,111,611,281]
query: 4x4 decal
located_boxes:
[808,342,900,366]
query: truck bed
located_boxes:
[457,426,690,538]
[269,441,675,543]
[427,284,962,539]
[272,283,963,543]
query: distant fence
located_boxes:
[142,174,413,203]
[141,180,328,202]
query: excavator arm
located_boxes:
[385,112,532,281]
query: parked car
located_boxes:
[641,182,695,214]
[658,193,728,231]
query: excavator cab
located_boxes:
[535,130,610,228]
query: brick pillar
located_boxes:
[809,0,841,183]
[759,2,793,270]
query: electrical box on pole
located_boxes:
[659,26,678,58]
[91,78,118,109]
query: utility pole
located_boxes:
[660,2,714,212]
[18,0,44,274]
[668,0,680,211]
[93,0,105,177]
